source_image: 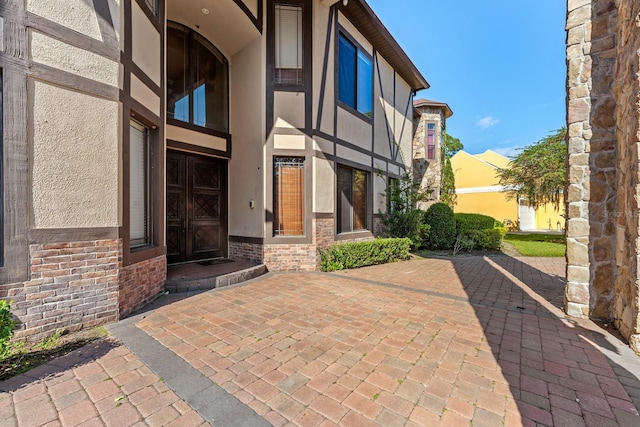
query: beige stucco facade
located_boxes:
[1,0,430,338]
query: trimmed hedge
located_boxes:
[466,228,505,251]
[320,238,411,272]
[455,213,500,235]
[423,203,456,249]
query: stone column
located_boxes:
[612,1,640,351]
[565,0,618,318]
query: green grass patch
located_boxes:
[504,233,566,257]
[1,326,109,380]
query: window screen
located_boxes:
[275,4,303,85]
[130,120,150,248]
[274,157,305,236]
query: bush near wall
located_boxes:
[454,213,506,251]
[320,238,411,272]
[0,301,18,359]
[455,213,503,235]
[423,203,456,249]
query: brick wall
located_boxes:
[373,216,384,237]
[230,217,377,272]
[0,239,120,341]
[316,217,334,250]
[229,241,263,263]
[263,244,318,272]
[119,255,166,318]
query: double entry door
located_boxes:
[166,151,227,264]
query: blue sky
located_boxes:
[366,0,567,157]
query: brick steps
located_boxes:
[165,262,267,293]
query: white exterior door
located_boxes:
[519,199,536,231]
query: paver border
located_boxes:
[108,317,271,427]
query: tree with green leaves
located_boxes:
[441,131,463,161]
[440,131,462,208]
[496,128,566,210]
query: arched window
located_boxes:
[167,22,229,134]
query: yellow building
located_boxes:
[450,150,564,231]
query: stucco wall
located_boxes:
[274,92,306,129]
[373,55,395,161]
[313,157,335,213]
[31,32,119,87]
[393,79,413,163]
[31,81,119,229]
[229,36,265,238]
[313,3,335,136]
[131,1,161,86]
[27,0,103,41]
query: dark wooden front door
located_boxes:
[166,151,227,264]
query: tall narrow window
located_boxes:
[427,123,435,160]
[337,165,369,233]
[130,120,151,248]
[338,33,373,117]
[274,157,305,236]
[167,22,229,133]
[275,4,303,85]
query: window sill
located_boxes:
[273,83,305,92]
[265,234,313,245]
[334,230,372,241]
[167,118,230,139]
[337,101,373,124]
[126,244,165,265]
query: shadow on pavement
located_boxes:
[0,337,120,393]
[452,254,640,426]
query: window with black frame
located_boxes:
[338,33,373,118]
[274,157,305,236]
[130,120,152,248]
[167,22,229,134]
[337,165,368,233]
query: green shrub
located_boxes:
[320,238,411,272]
[379,173,431,249]
[423,203,456,249]
[0,300,18,359]
[455,213,498,235]
[381,208,430,249]
[466,228,505,251]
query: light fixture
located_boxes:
[343,0,348,5]
[202,8,210,15]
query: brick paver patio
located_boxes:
[2,255,640,426]
[0,338,207,426]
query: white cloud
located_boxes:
[476,116,499,129]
